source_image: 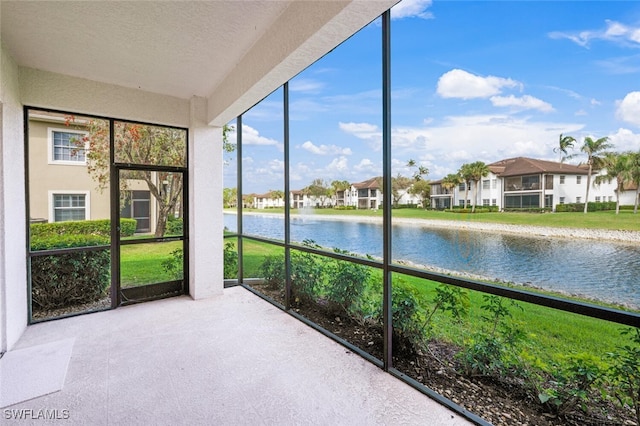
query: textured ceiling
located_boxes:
[1,1,292,98]
[1,1,399,124]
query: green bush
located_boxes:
[31,249,110,310]
[259,253,286,290]
[537,354,604,416]
[161,248,184,281]
[223,241,238,279]
[166,217,183,235]
[457,295,525,377]
[30,218,137,240]
[290,240,324,304]
[324,249,369,316]
[555,202,617,212]
[607,328,640,425]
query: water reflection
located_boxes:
[226,214,640,309]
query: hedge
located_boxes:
[555,202,618,213]
[30,218,137,239]
[31,249,110,310]
[28,218,130,311]
[166,217,183,236]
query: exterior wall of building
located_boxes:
[1,43,27,351]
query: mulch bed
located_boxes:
[250,282,636,426]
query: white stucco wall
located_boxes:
[20,68,190,128]
[1,42,27,351]
[189,96,222,299]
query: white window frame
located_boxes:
[559,197,565,204]
[576,175,582,184]
[47,127,89,166]
[559,175,565,184]
[576,196,582,203]
[482,180,490,190]
[48,190,91,223]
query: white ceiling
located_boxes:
[1,1,398,124]
[1,1,292,99]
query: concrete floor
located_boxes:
[4,287,472,425]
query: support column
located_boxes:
[188,96,223,299]
[0,45,27,351]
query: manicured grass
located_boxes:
[231,207,640,231]
[120,241,182,287]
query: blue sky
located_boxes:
[224,0,640,194]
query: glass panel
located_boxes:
[120,241,183,288]
[391,272,634,425]
[239,89,284,240]
[243,241,285,305]
[113,121,186,167]
[289,20,382,254]
[27,109,113,319]
[120,170,183,238]
[30,249,111,321]
[290,248,383,360]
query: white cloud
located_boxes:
[436,69,520,100]
[549,20,640,48]
[575,109,588,116]
[490,95,554,112]
[616,91,640,127]
[339,122,382,150]
[391,0,433,20]
[354,158,379,174]
[608,128,640,152]
[326,156,350,173]
[242,124,282,148]
[289,78,325,94]
[590,98,601,106]
[300,140,352,156]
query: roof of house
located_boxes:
[353,177,381,189]
[487,157,588,177]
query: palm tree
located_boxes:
[441,173,462,211]
[594,152,631,215]
[629,151,640,214]
[554,133,576,163]
[580,136,613,214]
[467,161,490,213]
[458,163,474,209]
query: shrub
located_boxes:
[555,202,617,212]
[30,218,137,240]
[31,248,110,310]
[259,253,286,290]
[223,241,238,279]
[161,248,184,281]
[166,217,183,235]
[290,240,325,304]
[457,295,525,377]
[607,328,640,425]
[538,354,605,416]
[324,249,370,316]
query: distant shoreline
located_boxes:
[226,211,640,243]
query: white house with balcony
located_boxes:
[430,157,631,211]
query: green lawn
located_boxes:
[230,207,640,231]
[120,241,182,287]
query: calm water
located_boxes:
[224,213,640,309]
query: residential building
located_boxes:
[430,157,626,211]
[28,113,159,233]
[254,191,285,209]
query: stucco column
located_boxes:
[1,45,28,351]
[188,96,223,299]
